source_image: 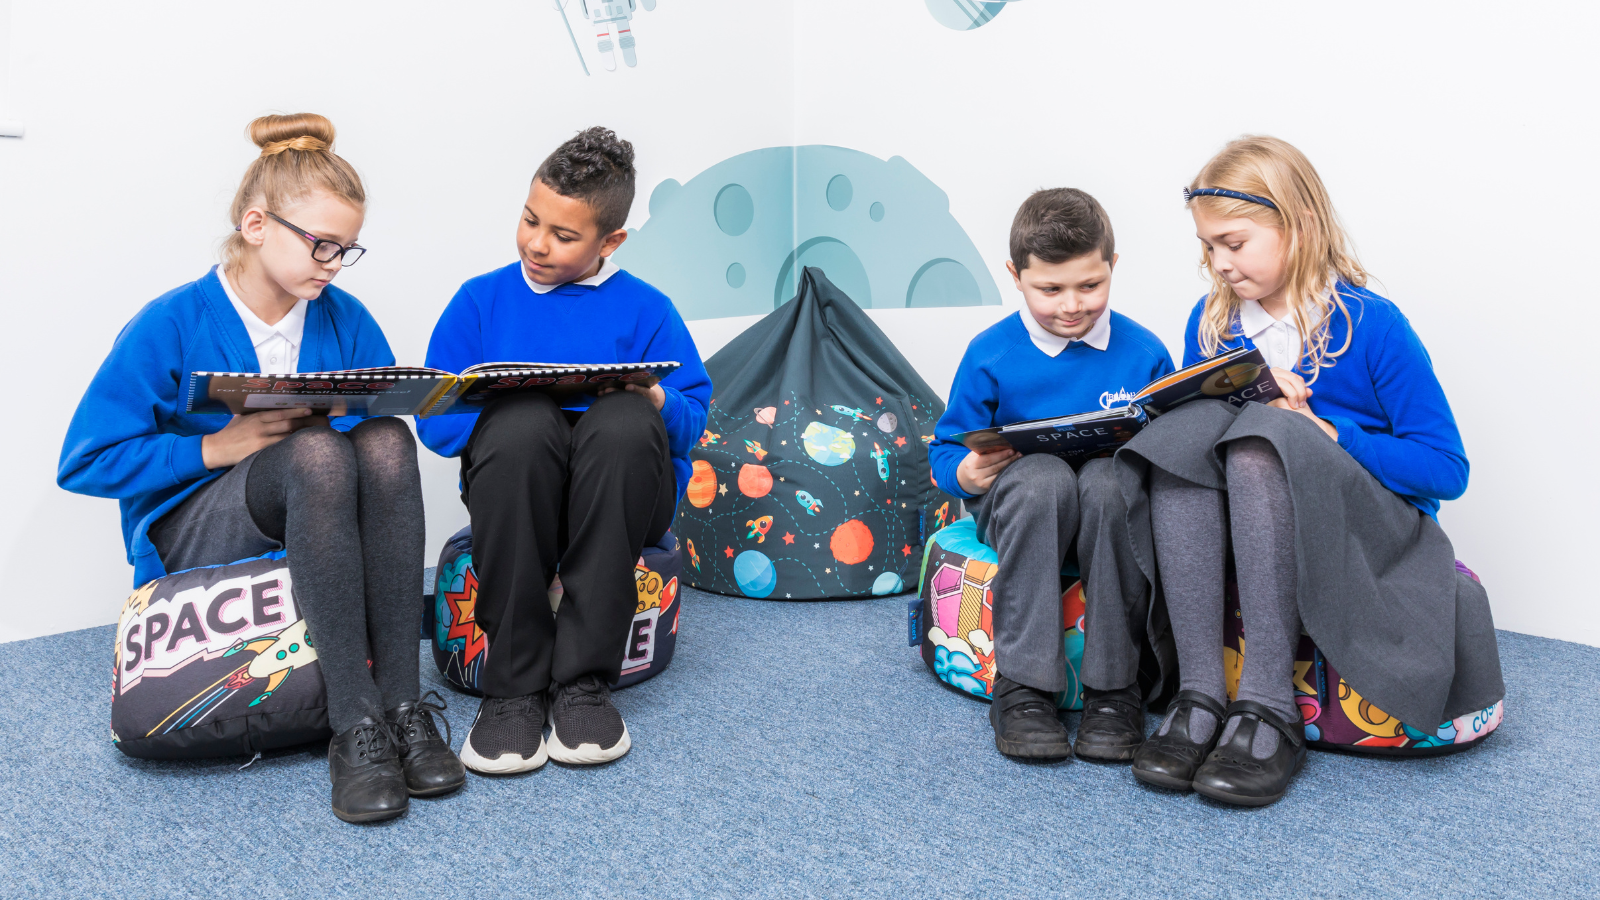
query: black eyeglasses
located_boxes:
[261,211,367,266]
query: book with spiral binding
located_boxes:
[185,361,681,417]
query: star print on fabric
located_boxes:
[784,400,789,405]
[894,436,907,447]
[718,483,728,495]
[902,544,913,556]
[875,397,882,405]
[724,546,734,558]
[868,565,874,571]
[783,533,795,544]
[854,490,860,496]
[825,568,831,574]
[814,543,820,549]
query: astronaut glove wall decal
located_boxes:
[557,0,657,72]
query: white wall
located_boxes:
[3,1,1597,646]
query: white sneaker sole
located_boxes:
[459,732,548,775]
[547,722,631,765]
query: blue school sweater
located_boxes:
[930,310,1176,500]
[57,267,397,586]
[1183,283,1467,516]
[416,263,711,499]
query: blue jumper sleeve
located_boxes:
[58,308,212,498]
[928,349,999,501]
[416,286,485,458]
[642,303,711,467]
[1324,315,1468,503]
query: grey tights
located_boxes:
[246,418,425,732]
[1150,437,1300,758]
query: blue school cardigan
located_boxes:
[58,267,396,586]
[416,263,712,501]
[1183,283,1467,517]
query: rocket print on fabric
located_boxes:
[871,443,889,482]
[831,405,872,422]
[744,439,768,461]
[686,539,701,571]
[794,490,823,516]
[745,515,773,543]
[699,430,721,447]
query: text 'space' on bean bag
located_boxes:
[676,267,960,599]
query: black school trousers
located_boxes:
[462,389,676,699]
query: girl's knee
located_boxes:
[1226,436,1284,482]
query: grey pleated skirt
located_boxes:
[1113,400,1504,729]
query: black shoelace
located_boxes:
[350,714,403,763]
[556,674,610,709]
[396,691,452,751]
[489,693,544,719]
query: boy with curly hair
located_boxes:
[419,128,712,774]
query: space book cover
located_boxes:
[952,347,1280,466]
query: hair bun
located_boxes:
[248,113,337,154]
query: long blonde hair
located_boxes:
[1188,135,1368,383]
[222,113,366,271]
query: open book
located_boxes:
[185,361,681,417]
[951,347,1282,467]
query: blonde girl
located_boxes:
[59,114,463,823]
[1117,136,1504,805]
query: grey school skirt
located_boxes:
[1113,400,1505,729]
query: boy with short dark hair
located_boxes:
[418,127,711,774]
[928,188,1174,761]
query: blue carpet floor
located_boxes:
[0,587,1595,899]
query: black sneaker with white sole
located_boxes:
[459,693,548,775]
[547,674,631,764]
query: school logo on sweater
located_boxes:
[1099,388,1136,409]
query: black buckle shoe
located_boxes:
[1192,699,1307,807]
[989,675,1072,760]
[388,691,467,797]
[1131,690,1227,791]
[328,715,409,823]
[1073,686,1145,762]
[547,674,631,765]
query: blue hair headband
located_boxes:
[1182,187,1278,210]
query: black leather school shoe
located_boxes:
[1191,699,1307,808]
[328,716,409,824]
[388,691,467,797]
[1073,685,1145,762]
[989,675,1073,760]
[1131,690,1227,791]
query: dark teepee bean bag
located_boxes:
[676,267,959,599]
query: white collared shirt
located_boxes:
[522,256,621,294]
[1238,299,1302,371]
[218,269,308,374]
[1018,307,1112,357]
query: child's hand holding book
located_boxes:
[957,446,1021,495]
[1265,367,1338,440]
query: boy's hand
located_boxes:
[956,448,1020,495]
[1266,368,1337,440]
[599,382,666,412]
[201,408,316,470]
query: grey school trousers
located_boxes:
[971,455,1153,695]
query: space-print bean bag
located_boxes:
[1223,561,1503,756]
[675,267,959,599]
[111,552,330,759]
[913,518,1088,710]
[429,526,684,693]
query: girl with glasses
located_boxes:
[58,113,463,823]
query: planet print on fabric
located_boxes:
[801,421,856,466]
[733,550,778,598]
[876,412,898,433]
[738,464,773,498]
[872,572,904,595]
[755,406,777,426]
[687,460,718,508]
[830,519,875,565]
